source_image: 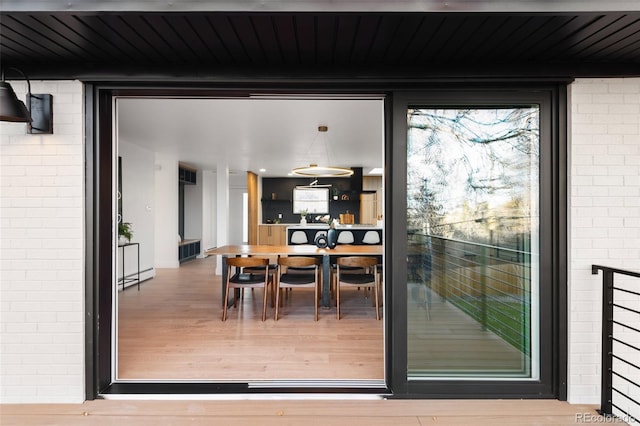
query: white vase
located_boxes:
[300,217,307,224]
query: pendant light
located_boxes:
[291,125,354,177]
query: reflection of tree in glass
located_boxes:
[407,107,539,248]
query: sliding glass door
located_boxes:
[391,88,564,397]
[406,106,539,378]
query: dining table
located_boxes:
[205,244,383,307]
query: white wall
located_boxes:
[568,78,640,404]
[118,140,156,281]
[229,173,247,244]
[153,153,179,268]
[201,170,217,254]
[0,80,85,403]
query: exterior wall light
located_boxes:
[0,68,53,134]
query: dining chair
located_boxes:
[222,257,272,321]
[362,230,380,245]
[336,230,354,244]
[290,230,308,244]
[275,256,321,321]
[335,256,380,320]
[362,230,383,303]
[242,255,278,304]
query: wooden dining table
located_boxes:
[205,244,383,307]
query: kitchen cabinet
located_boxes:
[179,164,197,185]
[258,225,286,245]
[360,176,382,225]
[360,193,377,225]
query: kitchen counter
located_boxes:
[286,224,382,245]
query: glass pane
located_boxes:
[406,107,539,379]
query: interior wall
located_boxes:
[154,153,179,268]
[229,173,247,244]
[118,140,156,280]
[201,170,217,255]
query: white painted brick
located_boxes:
[609,103,640,114]
[593,94,625,105]
[575,165,608,176]
[610,186,640,197]
[574,186,609,197]
[608,207,639,217]
[569,78,640,404]
[593,155,625,165]
[572,123,608,135]
[571,197,593,207]
[625,175,640,186]
[0,80,84,403]
[572,219,594,229]
[578,103,609,114]
[595,196,625,207]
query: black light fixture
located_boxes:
[0,68,53,134]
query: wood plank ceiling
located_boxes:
[1,11,640,80]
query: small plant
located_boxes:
[300,209,308,217]
[118,222,133,242]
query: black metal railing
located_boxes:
[592,265,640,422]
[408,233,532,355]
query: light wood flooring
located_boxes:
[117,256,384,381]
[118,257,527,382]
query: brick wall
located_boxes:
[0,81,85,403]
[568,78,640,404]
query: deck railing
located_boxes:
[592,265,640,422]
[408,233,532,355]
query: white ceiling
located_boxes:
[116,97,385,178]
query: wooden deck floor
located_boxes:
[1,399,604,425]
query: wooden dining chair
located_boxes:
[222,257,272,321]
[275,256,321,321]
[335,256,380,320]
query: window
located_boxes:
[406,106,540,379]
[292,187,329,214]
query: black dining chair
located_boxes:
[222,257,272,321]
[275,256,321,321]
[335,256,380,320]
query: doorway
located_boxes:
[89,83,565,399]
[112,94,387,385]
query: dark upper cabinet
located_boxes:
[179,166,197,185]
[261,168,363,224]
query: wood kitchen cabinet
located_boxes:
[258,225,286,245]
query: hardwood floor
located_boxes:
[118,256,531,382]
[117,257,384,381]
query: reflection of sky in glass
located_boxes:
[407,107,539,242]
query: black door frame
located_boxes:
[389,87,568,398]
[85,81,567,400]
